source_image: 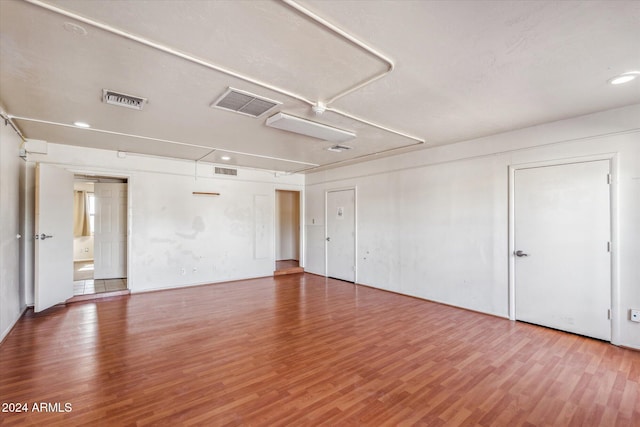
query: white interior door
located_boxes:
[326,189,355,282]
[35,163,74,312]
[514,160,611,340]
[94,183,127,279]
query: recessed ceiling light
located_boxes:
[608,71,640,85]
[63,22,87,36]
[220,156,231,161]
[73,121,91,128]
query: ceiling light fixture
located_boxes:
[220,156,231,161]
[608,71,640,85]
[73,121,90,128]
[266,112,355,143]
[63,22,87,36]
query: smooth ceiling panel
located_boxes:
[199,150,316,174]
[40,0,387,102]
[14,120,214,161]
[309,0,640,144]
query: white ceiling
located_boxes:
[1,0,639,173]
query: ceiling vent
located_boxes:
[327,144,353,152]
[102,89,147,110]
[215,166,238,176]
[211,87,281,118]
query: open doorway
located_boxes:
[73,175,128,296]
[274,190,303,276]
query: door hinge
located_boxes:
[607,241,611,252]
[607,173,611,184]
[607,309,611,320]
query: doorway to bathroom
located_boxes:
[73,175,128,296]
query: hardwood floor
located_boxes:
[1,274,638,426]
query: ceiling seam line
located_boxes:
[326,106,425,143]
[8,115,319,167]
[289,138,425,175]
[23,0,421,145]
[196,149,217,162]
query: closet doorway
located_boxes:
[73,175,128,296]
[274,190,303,275]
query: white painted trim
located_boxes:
[609,154,620,345]
[68,167,133,291]
[280,0,395,105]
[508,154,618,345]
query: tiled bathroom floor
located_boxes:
[73,261,127,296]
[73,278,127,296]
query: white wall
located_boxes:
[73,236,94,261]
[305,104,640,350]
[0,116,26,342]
[26,144,304,294]
[276,190,300,261]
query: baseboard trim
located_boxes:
[0,305,28,345]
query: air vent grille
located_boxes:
[212,87,280,118]
[102,89,147,110]
[327,144,353,152]
[215,167,238,176]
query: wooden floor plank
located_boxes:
[1,273,639,426]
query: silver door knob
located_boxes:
[515,250,528,257]
[37,233,54,240]
[326,237,331,241]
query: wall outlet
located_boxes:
[180,268,186,275]
[631,309,640,322]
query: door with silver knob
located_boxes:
[514,160,611,341]
[326,189,355,282]
[34,163,74,312]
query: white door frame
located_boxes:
[274,187,304,269]
[508,153,619,344]
[93,182,128,279]
[68,167,133,290]
[325,186,357,282]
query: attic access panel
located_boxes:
[211,87,281,118]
